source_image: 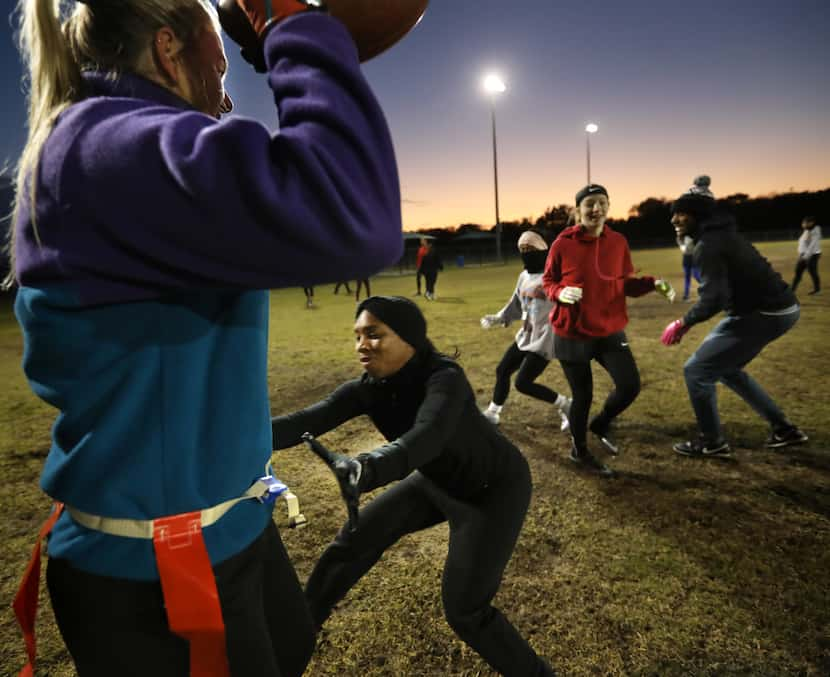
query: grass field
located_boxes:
[1,241,828,676]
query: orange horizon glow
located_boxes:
[401,178,830,232]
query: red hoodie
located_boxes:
[543,225,655,339]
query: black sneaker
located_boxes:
[673,438,731,457]
[589,418,619,455]
[569,445,615,477]
[765,426,808,448]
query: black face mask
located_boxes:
[521,250,547,273]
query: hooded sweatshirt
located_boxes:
[683,212,797,326]
[542,225,655,339]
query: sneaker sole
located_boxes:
[766,436,808,449]
[673,444,732,457]
[596,436,619,455]
[701,448,732,457]
[569,456,616,477]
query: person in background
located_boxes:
[355,277,371,301]
[272,296,557,677]
[480,231,571,431]
[6,1,403,675]
[792,215,821,295]
[678,233,701,301]
[304,285,315,308]
[420,240,443,300]
[415,237,429,295]
[661,185,807,456]
[543,184,676,477]
[334,280,352,295]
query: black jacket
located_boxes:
[419,249,443,274]
[683,212,797,327]
[271,352,520,499]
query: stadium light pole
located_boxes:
[483,73,506,262]
[585,122,598,184]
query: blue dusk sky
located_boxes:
[1,0,828,227]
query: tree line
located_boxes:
[413,188,830,249]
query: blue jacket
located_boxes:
[13,13,402,580]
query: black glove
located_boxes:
[217,0,327,73]
[302,432,361,532]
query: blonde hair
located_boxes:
[3,0,216,290]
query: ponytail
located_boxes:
[3,0,215,290]
[3,0,82,289]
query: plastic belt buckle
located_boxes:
[257,476,288,505]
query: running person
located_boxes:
[662,185,808,455]
[543,184,675,476]
[272,296,556,677]
[7,1,403,675]
[481,230,571,430]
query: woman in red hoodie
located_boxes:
[543,184,675,476]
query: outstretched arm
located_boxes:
[271,380,366,450]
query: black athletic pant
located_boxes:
[46,521,315,677]
[792,253,820,293]
[557,332,641,449]
[355,278,371,300]
[334,281,352,294]
[305,454,549,677]
[424,270,438,295]
[493,342,558,406]
[416,268,424,293]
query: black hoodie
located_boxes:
[683,212,796,326]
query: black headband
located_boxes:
[356,296,428,352]
[575,183,608,206]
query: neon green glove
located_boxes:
[655,279,676,303]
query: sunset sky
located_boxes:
[1,0,828,229]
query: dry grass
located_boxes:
[1,241,828,676]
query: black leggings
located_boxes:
[46,522,315,677]
[559,340,641,449]
[492,342,558,406]
[305,458,548,677]
[792,253,820,292]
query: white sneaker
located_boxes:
[482,408,500,425]
[558,397,572,432]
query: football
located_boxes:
[327,0,430,62]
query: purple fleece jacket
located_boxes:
[16,12,403,304]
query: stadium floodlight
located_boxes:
[585,122,599,183]
[482,73,506,261]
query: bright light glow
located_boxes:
[585,123,599,133]
[483,74,506,94]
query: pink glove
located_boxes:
[661,319,690,346]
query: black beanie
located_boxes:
[670,192,715,221]
[356,296,428,351]
[575,183,608,206]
